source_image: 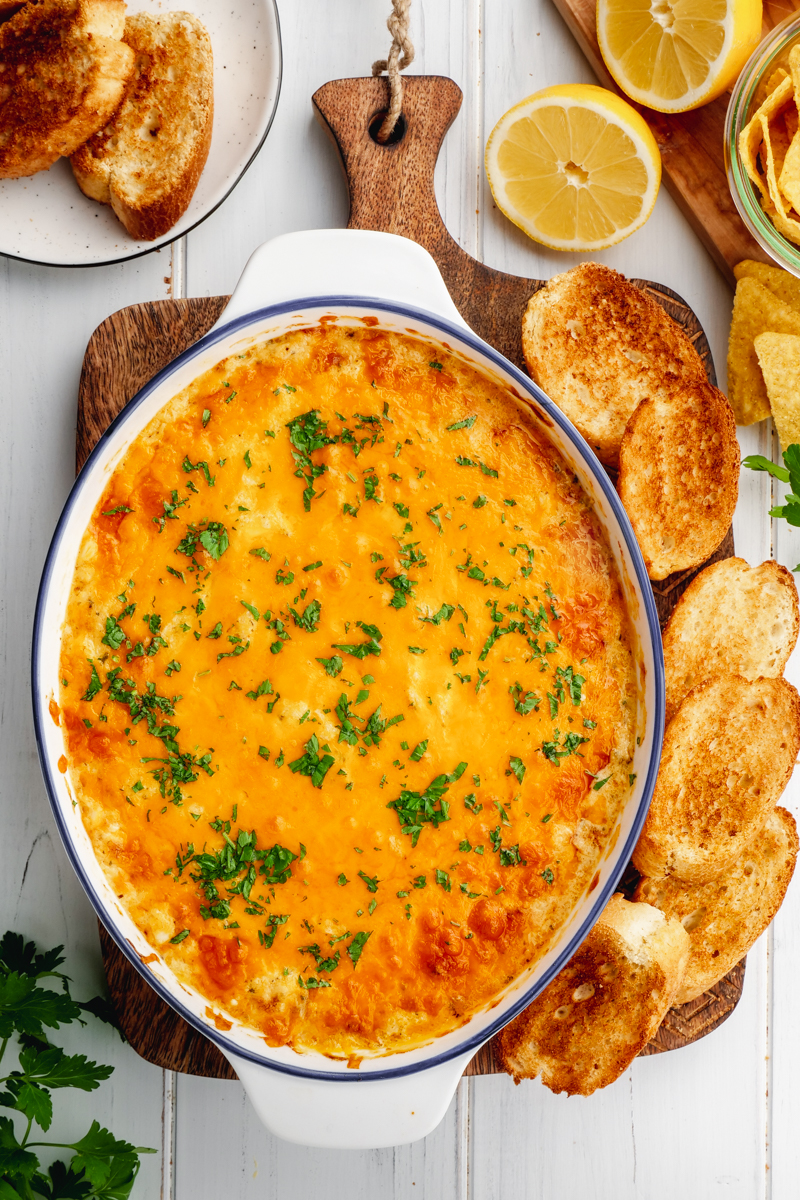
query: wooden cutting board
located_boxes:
[551,0,800,283]
[82,75,744,1081]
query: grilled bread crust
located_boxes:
[617,380,739,580]
[635,806,798,1003]
[662,557,799,723]
[496,895,689,1095]
[70,11,213,240]
[521,263,707,467]
[0,0,134,178]
[632,675,800,884]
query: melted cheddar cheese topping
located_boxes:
[58,325,636,1060]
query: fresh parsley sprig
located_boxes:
[744,445,800,555]
[0,930,154,1198]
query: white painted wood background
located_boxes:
[1,1,798,1196]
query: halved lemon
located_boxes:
[485,84,661,251]
[597,0,762,114]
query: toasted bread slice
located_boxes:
[521,264,707,467]
[496,895,689,1095]
[70,12,213,240]
[616,379,739,580]
[663,558,799,723]
[0,2,25,22]
[632,675,800,883]
[0,0,134,179]
[635,806,798,1002]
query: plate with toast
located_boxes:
[0,0,281,266]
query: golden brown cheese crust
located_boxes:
[57,325,637,1059]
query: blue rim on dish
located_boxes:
[2,0,283,270]
[32,295,665,1082]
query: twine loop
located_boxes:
[371,0,414,143]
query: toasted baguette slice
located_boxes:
[0,2,25,22]
[496,895,689,1095]
[632,675,800,883]
[521,263,707,467]
[70,12,213,240]
[617,380,739,580]
[635,806,798,1002]
[0,0,134,178]
[663,558,799,723]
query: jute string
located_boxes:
[371,0,414,143]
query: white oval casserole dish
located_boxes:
[33,229,664,1149]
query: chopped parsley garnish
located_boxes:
[347,930,372,966]
[435,868,451,891]
[420,603,455,626]
[288,600,322,632]
[288,734,335,788]
[454,455,498,478]
[81,661,102,702]
[540,728,590,764]
[333,621,383,659]
[510,682,540,715]
[101,504,134,516]
[358,871,378,893]
[386,762,467,846]
[182,455,215,487]
[409,740,428,762]
[507,756,526,784]
[286,409,338,511]
[446,415,476,431]
[249,547,272,562]
[176,520,229,562]
[260,913,289,948]
[316,655,344,678]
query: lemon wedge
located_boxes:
[485,84,661,251]
[597,0,762,114]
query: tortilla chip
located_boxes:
[771,118,793,181]
[787,104,799,143]
[780,129,800,211]
[754,66,790,110]
[734,260,800,313]
[768,202,800,246]
[740,111,769,200]
[728,278,800,424]
[754,332,800,449]
[740,78,794,203]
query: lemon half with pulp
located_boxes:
[597,0,762,113]
[485,84,661,252]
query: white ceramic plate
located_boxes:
[0,0,282,267]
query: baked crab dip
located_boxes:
[56,324,638,1060]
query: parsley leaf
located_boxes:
[288,734,335,789]
[386,762,467,846]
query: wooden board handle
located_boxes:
[313,76,546,367]
[313,76,462,248]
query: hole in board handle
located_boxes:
[368,111,407,146]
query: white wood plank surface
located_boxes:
[0,0,796,1196]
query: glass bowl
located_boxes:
[726,12,800,278]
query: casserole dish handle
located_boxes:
[222,1046,474,1149]
[214,229,469,331]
